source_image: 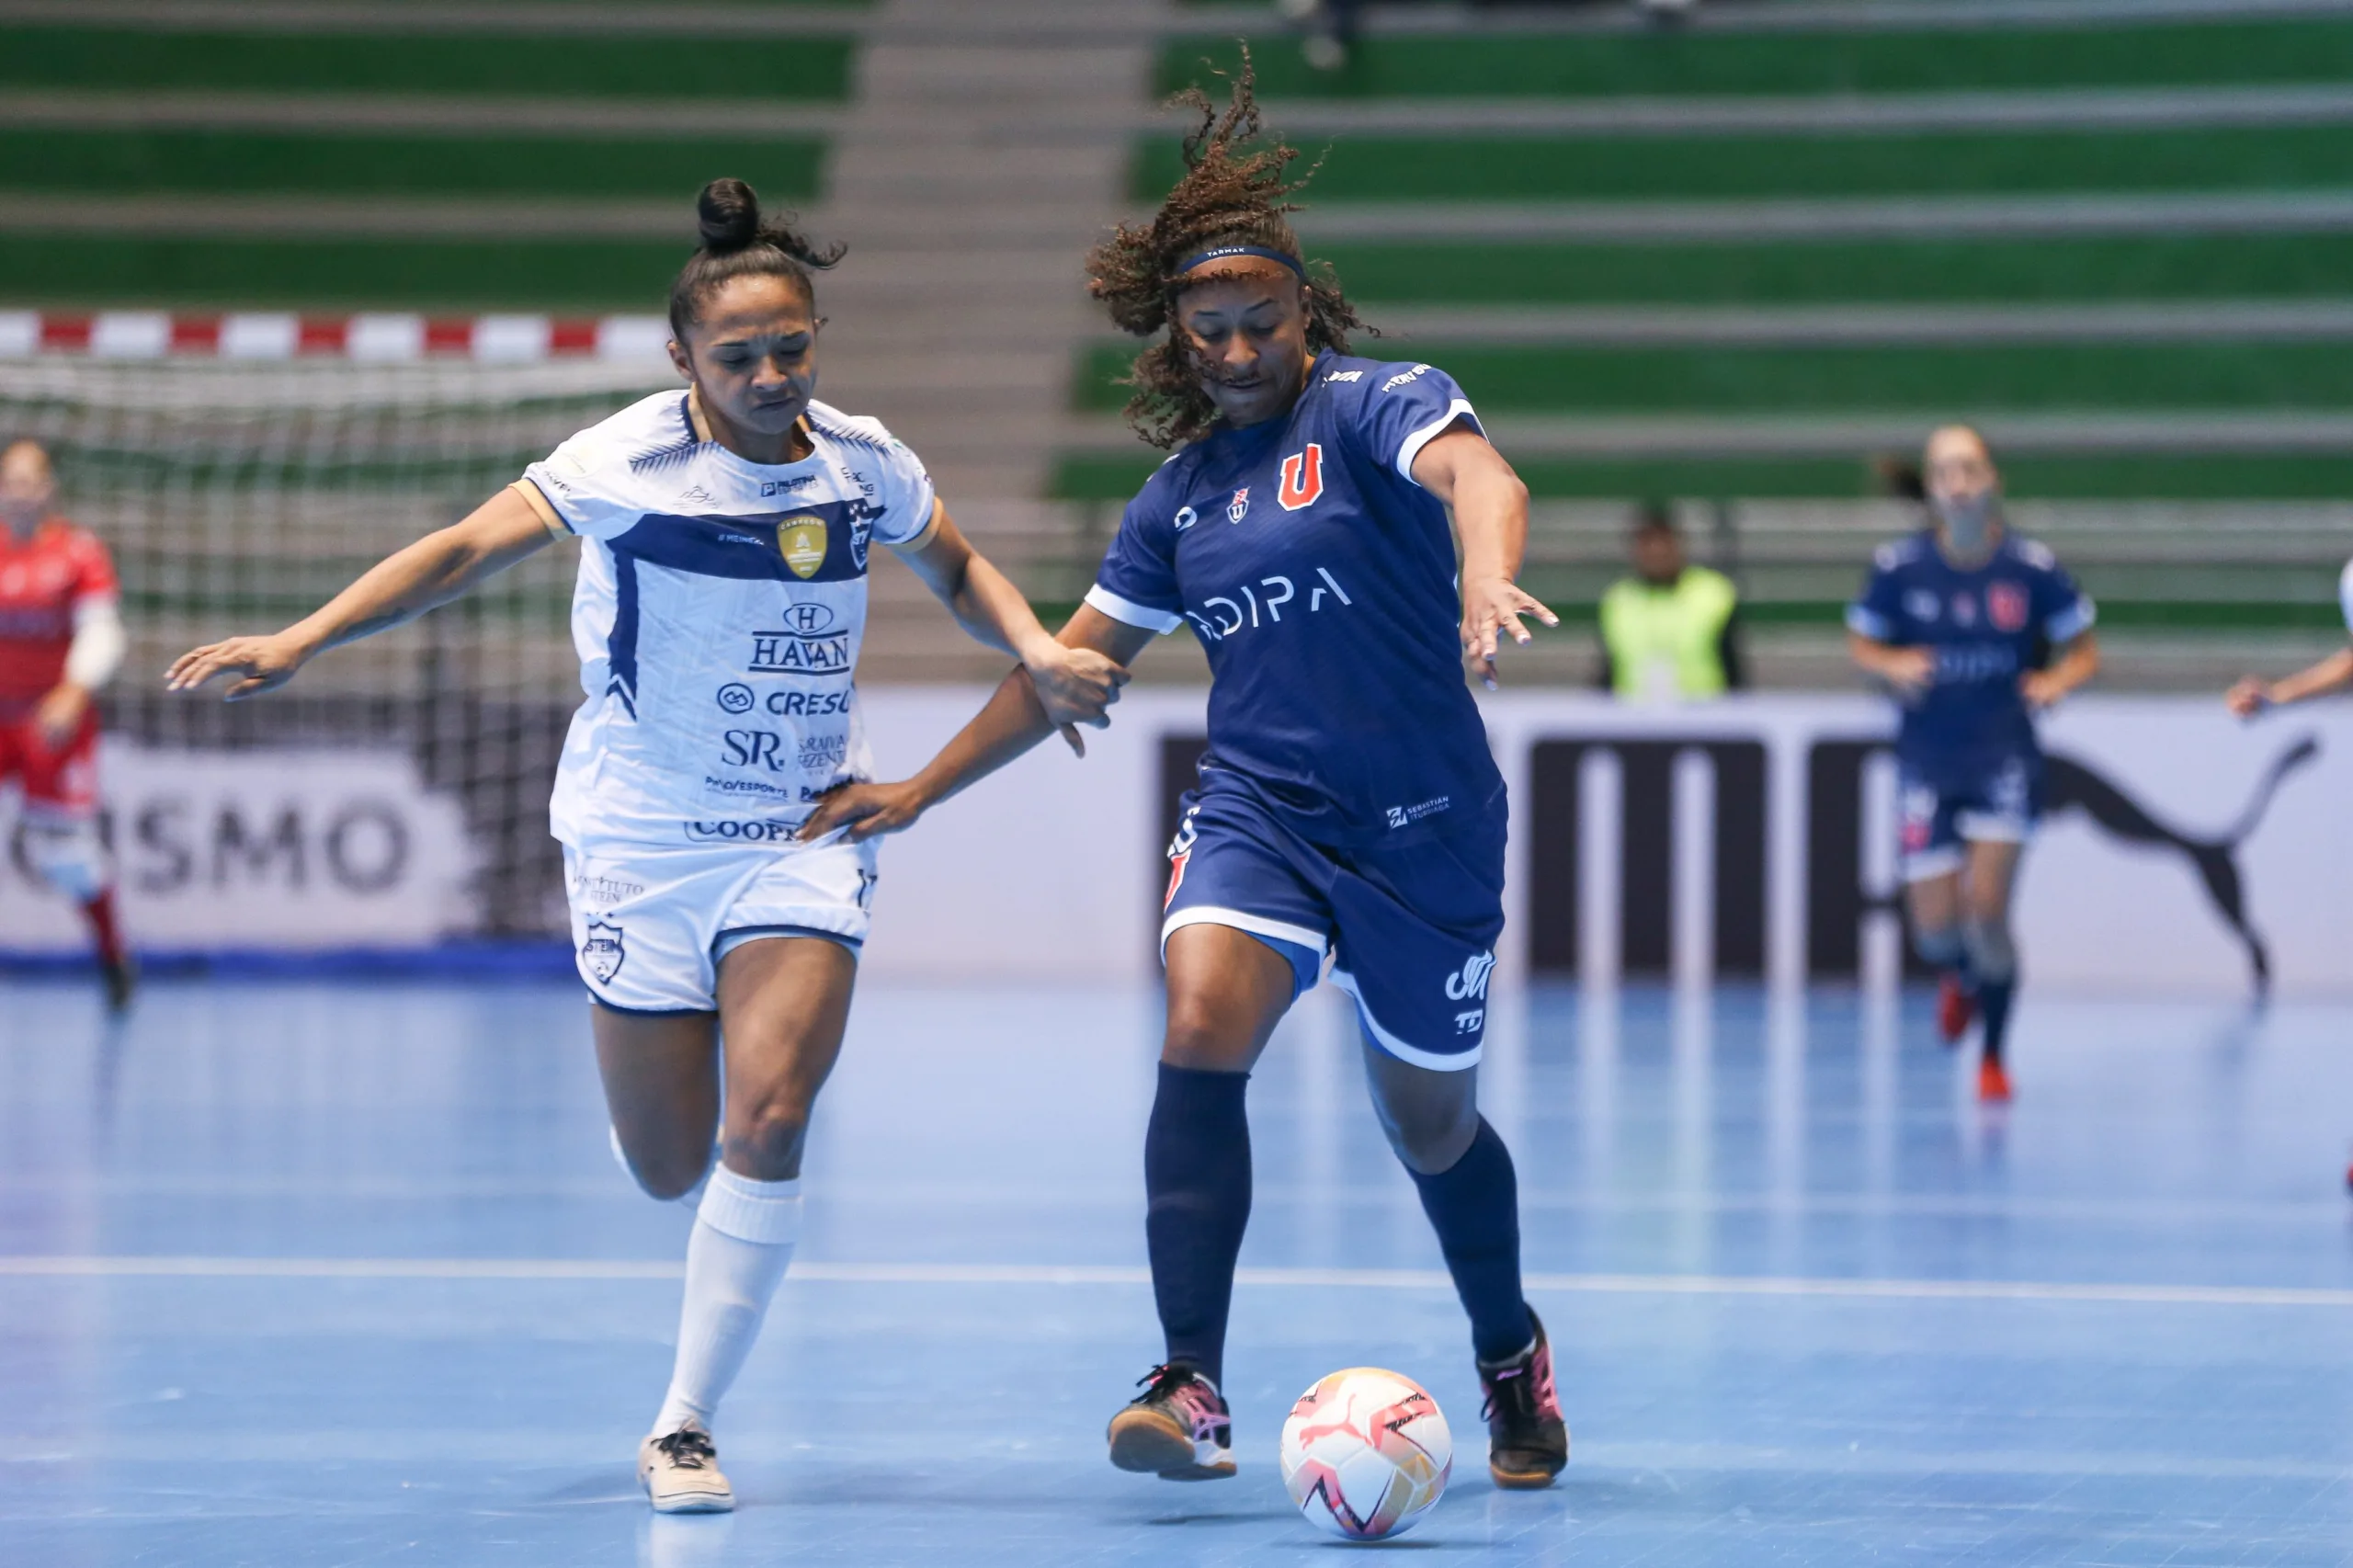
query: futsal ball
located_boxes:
[1278,1367,1452,1541]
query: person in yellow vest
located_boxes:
[1597,503,1745,701]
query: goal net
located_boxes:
[0,348,675,955]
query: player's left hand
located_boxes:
[1461,574,1559,691]
[166,631,310,700]
[1023,642,1130,738]
[2019,670,2071,711]
[796,779,926,846]
[32,681,89,748]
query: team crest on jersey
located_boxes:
[581,919,625,984]
[777,516,828,579]
[1987,581,2029,632]
[849,516,872,572]
[1278,443,1325,511]
[1227,487,1250,524]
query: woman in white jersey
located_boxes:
[166,179,1127,1512]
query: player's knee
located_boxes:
[723,1100,810,1182]
[1912,923,1964,969]
[1380,1105,1477,1176]
[623,1141,712,1203]
[1370,1074,1479,1175]
[23,819,107,902]
[1962,917,2017,983]
[1161,994,1256,1073]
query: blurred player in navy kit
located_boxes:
[1847,426,2100,1102]
[801,62,1572,1494]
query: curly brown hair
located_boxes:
[1086,51,1366,450]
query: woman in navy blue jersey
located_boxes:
[800,70,1571,1491]
[1847,426,2101,1102]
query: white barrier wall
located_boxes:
[867,689,2353,998]
[856,687,1205,984]
[4,689,2347,997]
[0,742,475,952]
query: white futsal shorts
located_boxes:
[562,835,879,1015]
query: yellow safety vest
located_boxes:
[1598,567,1739,701]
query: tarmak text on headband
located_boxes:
[1171,245,1305,280]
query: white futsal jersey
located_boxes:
[522,391,936,848]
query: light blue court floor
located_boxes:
[4,975,2352,1567]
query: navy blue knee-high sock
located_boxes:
[1978,980,2016,1064]
[1143,1062,1252,1387]
[1409,1117,1535,1364]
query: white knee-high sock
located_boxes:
[652,1166,801,1436]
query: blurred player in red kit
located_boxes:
[0,438,133,1008]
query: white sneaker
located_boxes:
[639,1423,734,1514]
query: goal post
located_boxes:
[0,316,676,956]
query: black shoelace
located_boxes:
[1133,1362,1202,1404]
[1482,1362,1537,1427]
[654,1428,717,1471]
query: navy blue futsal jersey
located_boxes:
[1846,529,2096,780]
[1086,356,1500,847]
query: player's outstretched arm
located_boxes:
[892,498,1130,733]
[1410,426,1558,690]
[2226,645,2353,717]
[798,605,1155,844]
[166,485,556,700]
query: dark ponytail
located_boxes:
[668,177,844,339]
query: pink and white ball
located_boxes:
[1278,1368,1452,1541]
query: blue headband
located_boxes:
[1173,244,1304,279]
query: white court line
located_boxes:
[3,1256,2349,1308]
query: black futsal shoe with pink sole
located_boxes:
[1479,1309,1570,1489]
[1107,1362,1235,1480]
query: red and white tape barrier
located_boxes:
[0,312,671,362]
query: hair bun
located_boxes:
[697,177,762,253]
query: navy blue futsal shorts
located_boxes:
[1897,751,2042,883]
[1159,778,1506,1072]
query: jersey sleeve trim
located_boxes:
[1086,583,1184,635]
[888,495,944,554]
[2340,559,2353,633]
[2045,596,2096,642]
[509,479,571,536]
[875,469,939,549]
[1846,603,1893,640]
[1395,398,1481,486]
